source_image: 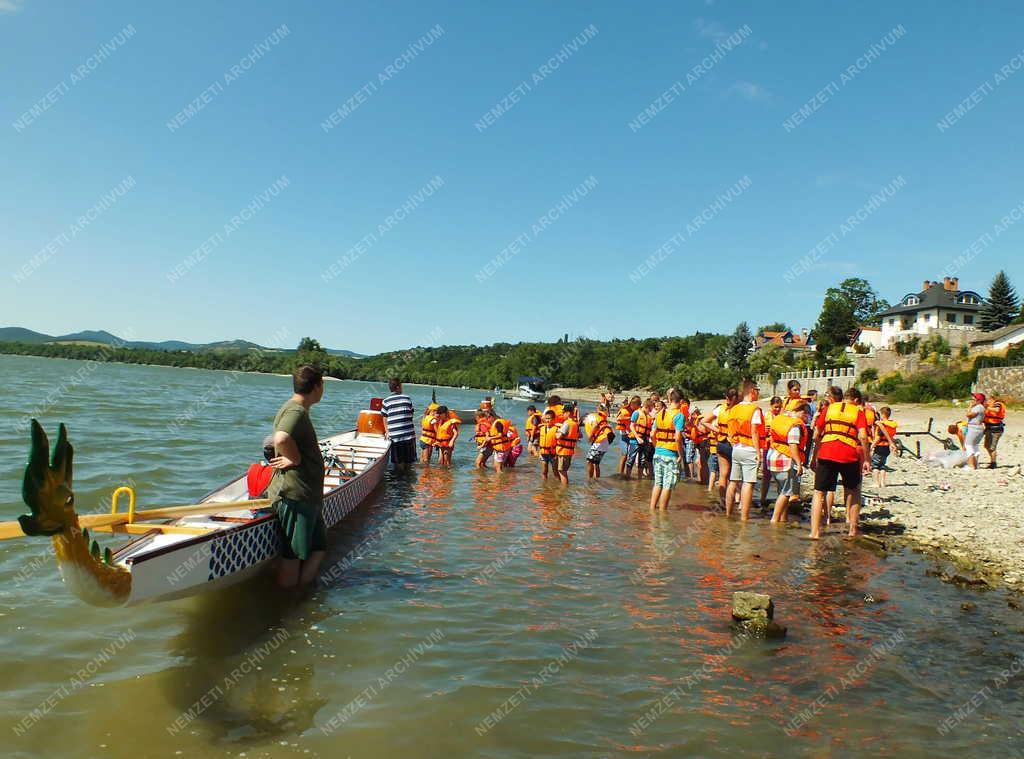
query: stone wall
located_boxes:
[854,350,922,377]
[756,367,857,398]
[974,366,1024,401]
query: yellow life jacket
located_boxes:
[489,419,513,452]
[538,424,559,455]
[555,419,580,456]
[653,409,680,453]
[419,415,437,446]
[820,402,862,449]
[546,403,566,424]
[769,415,803,460]
[632,410,651,442]
[525,412,542,437]
[716,404,733,443]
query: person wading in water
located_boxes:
[268,364,327,588]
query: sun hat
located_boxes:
[971,392,986,403]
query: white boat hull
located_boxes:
[113,430,390,605]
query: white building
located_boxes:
[877,277,983,347]
[970,323,1024,352]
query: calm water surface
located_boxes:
[1,355,1023,758]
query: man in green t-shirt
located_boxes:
[268,364,326,587]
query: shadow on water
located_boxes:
[159,474,431,747]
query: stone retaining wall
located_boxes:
[974,366,1024,401]
[756,368,857,398]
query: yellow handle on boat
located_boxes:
[0,498,274,541]
[110,486,137,524]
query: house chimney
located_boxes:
[943,276,951,290]
[951,277,959,291]
[922,279,930,292]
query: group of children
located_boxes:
[415,383,906,534]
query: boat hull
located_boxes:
[119,431,389,605]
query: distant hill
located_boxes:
[0,326,363,357]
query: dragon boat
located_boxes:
[11,411,390,607]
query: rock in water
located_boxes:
[732,591,774,621]
[731,592,787,638]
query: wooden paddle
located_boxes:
[0,498,272,541]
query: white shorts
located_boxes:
[729,445,759,484]
[963,426,984,456]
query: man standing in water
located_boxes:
[381,378,416,472]
[268,365,326,588]
[808,386,870,539]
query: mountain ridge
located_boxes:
[0,327,364,358]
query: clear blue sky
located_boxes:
[2,0,1022,353]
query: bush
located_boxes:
[874,373,903,395]
[859,367,879,383]
[853,342,871,354]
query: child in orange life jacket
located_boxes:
[585,404,616,478]
[871,406,899,490]
[504,422,523,468]
[554,402,582,485]
[759,396,783,508]
[537,409,559,480]
[433,406,459,467]
[474,410,493,469]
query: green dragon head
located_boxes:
[20,420,76,537]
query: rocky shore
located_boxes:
[832,404,1023,590]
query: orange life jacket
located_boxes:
[525,412,542,438]
[632,410,651,442]
[420,415,438,446]
[984,402,1006,426]
[555,419,580,456]
[475,420,491,447]
[489,419,513,452]
[783,396,804,412]
[435,418,458,448]
[653,409,681,453]
[507,423,522,449]
[874,419,898,447]
[538,424,559,455]
[586,415,612,444]
[769,415,804,461]
[863,404,876,429]
[716,404,733,443]
[820,402,862,449]
[615,406,632,433]
[728,403,764,447]
[546,403,566,424]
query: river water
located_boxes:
[1,354,1022,758]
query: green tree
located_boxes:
[813,290,858,354]
[758,322,789,333]
[832,277,890,326]
[979,270,1019,331]
[296,336,329,367]
[722,322,753,369]
[747,344,790,383]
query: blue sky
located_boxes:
[2,0,1022,353]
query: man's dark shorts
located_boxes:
[870,447,890,471]
[275,498,327,560]
[814,458,862,492]
[390,438,416,465]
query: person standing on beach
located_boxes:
[649,390,685,511]
[964,392,987,470]
[725,380,765,521]
[268,365,326,588]
[871,406,899,490]
[381,378,416,473]
[783,380,803,412]
[983,394,1006,469]
[808,386,870,539]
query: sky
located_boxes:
[2,0,1023,354]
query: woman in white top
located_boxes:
[964,392,987,469]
